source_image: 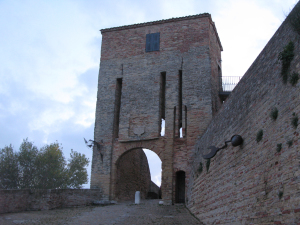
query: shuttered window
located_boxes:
[145,33,160,52]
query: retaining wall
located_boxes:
[187,8,300,225]
[0,189,102,214]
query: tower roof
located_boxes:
[100,13,222,51]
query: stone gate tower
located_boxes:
[91,13,223,204]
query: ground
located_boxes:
[0,199,203,225]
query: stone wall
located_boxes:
[92,13,222,204]
[0,189,102,214]
[115,148,151,201]
[187,9,300,225]
[148,181,161,199]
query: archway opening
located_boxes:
[115,148,161,201]
[175,170,185,203]
[143,148,162,199]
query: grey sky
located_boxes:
[0,0,297,188]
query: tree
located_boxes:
[0,145,19,189]
[67,149,90,189]
[18,138,38,189]
[34,142,68,189]
[0,140,89,189]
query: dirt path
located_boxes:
[0,199,203,225]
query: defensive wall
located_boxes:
[91,13,223,204]
[0,189,102,214]
[0,149,159,214]
[187,5,300,224]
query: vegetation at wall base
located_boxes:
[0,138,89,189]
[270,107,279,121]
[256,129,264,143]
[278,41,294,84]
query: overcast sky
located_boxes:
[0,0,298,188]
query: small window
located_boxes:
[146,33,160,52]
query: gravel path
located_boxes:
[0,200,203,225]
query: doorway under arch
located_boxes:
[175,171,185,203]
[115,148,161,201]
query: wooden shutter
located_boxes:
[146,33,152,52]
[153,33,160,51]
[146,33,160,52]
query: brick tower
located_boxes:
[91,13,223,204]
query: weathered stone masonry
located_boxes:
[187,5,300,224]
[91,13,223,204]
[115,148,151,201]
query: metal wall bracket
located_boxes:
[202,135,243,159]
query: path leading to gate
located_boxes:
[0,199,204,225]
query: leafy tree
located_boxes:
[0,139,89,189]
[34,142,68,189]
[67,149,90,189]
[18,139,38,189]
[0,145,19,189]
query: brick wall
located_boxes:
[0,189,102,214]
[92,13,222,204]
[187,10,300,224]
[115,148,151,200]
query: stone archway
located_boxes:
[114,147,161,201]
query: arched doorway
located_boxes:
[115,148,161,201]
[143,149,162,199]
[175,171,185,203]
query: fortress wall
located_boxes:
[187,12,300,225]
[0,189,102,214]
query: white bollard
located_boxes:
[135,191,140,204]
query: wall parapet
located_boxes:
[0,189,103,214]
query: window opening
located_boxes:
[146,33,160,52]
[184,105,187,137]
[160,119,165,136]
[178,70,183,138]
[113,78,122,138]
[160,72,166,136]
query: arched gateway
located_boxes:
[91,13,223,204]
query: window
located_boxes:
[146,33,160,52]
